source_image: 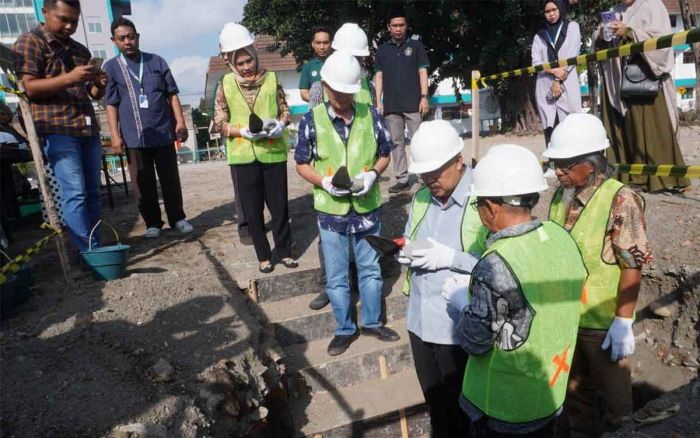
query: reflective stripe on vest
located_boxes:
[462,221,587,423]
[223,71,287,165]
[549,178,624,329]
[402,187,488,295]
[311,102,381,215]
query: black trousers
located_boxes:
[233,161,291,262]
[409,331,470,438]
[127,146,186,229]
[228,165,248,235]
[470,416,554,438]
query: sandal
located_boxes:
[259,262,274,274]
[281,258,298,269]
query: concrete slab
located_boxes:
[291,369,427,437]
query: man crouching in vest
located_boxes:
[450,144,587,437]
[396,119,488,437]
[295,52,400,356]
[544,114,652,437]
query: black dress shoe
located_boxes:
[388,182,410,193]
[362,326,400,342]
[308,292,330,310]
[327,334,356,356]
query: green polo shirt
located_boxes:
[299,57,326,89]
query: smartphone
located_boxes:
[90,57,104,69]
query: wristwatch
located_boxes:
[420,94,429,99]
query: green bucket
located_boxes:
[80,220,130,281]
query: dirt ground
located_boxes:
[0,127,698,437]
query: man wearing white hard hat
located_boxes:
[330,23,373,105]
[544,113,651,436]
[295,51,399,356]
[454,144,587,437]
[398,119,488,436]
[214,23,297,273]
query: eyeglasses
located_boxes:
[469,198,491,208]
[551,160,582,173]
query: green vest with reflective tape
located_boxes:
[402,186,488,295]
[461,221,587,424]
[323,77,371,105]
[311,102,381,215]
[223,71,287,165]
[549,178,624,329]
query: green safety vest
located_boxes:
[549,178,624,329]
[311,102,381,215]
[402,186,488,295]
[462,221,587,424]
[322,77,372,105]
[223,71,287,165]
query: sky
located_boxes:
[129,0,247,106]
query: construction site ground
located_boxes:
[1,127,698,437]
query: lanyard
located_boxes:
[120,53,143,88]
[546,22,563,48]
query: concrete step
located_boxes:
[255,267,323,303]
[262,285,408,346]
[291,369,429,437]
[284,319,413,394]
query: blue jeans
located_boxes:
[44,135,102,252]
[319,220,383,336]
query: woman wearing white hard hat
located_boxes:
[545,113,651,436]
[214,23,297,274]
[455,144,587,437]
[295,51,398,356]
[398,119,487,436]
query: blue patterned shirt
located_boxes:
[295,103,394,234]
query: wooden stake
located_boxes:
[471,71,481,163]
[17,81,73,285]
[378,354,409,437]
[247,279,259,303]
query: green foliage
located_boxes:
[192,99,212,150]
[243,0,616,131]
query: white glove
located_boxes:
[601,316,635,362]
[441,274,471,312]
[240,127,268,141]
[265,120,285,139]
[321,176,351,197]
[352,171,378,197]
[410,237,456,271]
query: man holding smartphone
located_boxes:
[104,17,193,238]
[13,0,107,252]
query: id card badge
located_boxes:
[139,94,149,109]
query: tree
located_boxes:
[243,0,612,133]
[192,98,212,152]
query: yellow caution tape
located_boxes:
[615,164,700,178]
[0,84,23,96]
[477,27,700,88]
[0,223,61,285]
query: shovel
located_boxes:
[365,235,406,256]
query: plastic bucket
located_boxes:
[80,220,130,281]
[1,275,18,320]
[1,250,32,305]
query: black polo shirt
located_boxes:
[375,37,429,114]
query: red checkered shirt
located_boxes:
[12,27,99,137]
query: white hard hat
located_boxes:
[472,144,548,197]
[332,23,370,57]
[542,113,610,160]
[219,23,254,53]
[320,52,361,93]
[408,120,463,174]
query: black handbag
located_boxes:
[620,55,665,99]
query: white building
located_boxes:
[665,0,700,110]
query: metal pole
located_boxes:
[17,81,73,284]
[471,71,481,162]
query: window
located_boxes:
[670,15,677,27]
[684,52,695,64]
[92,49,107,59]
[88,22,103,33]
[0,15,10,37]
[681,88,694,100]
[6,13,19,37]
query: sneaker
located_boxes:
[327,334,357,356]
[362,326,400,342]
[388,182,410,193]
[174,219,193,234]
[543,168,557,179]
[308,292,330,310]
[144,227,161,238]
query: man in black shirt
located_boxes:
[375,6,430,193]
